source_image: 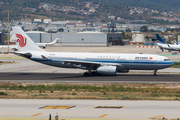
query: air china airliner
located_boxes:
[12,26,174,76]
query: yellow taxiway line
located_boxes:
[99,114,109,118]
[149,115,165,119]
[32,113,43,117]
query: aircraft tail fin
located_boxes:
[49,38,59,45]
[173,40,178,45]
[156,34,166,44]
[12,26,44,52]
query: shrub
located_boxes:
[121,97,130,100]
[0,92,8,95]
[72,93,77,95]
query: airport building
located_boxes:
[0,33,4,45]
[11,32,123,47]
[61,32,123,46]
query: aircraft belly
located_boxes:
[32,59,173,71]
[122,63,170,70]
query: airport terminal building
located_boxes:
[25,32,123,47]
[61,32,123,46]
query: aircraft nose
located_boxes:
[168,61,174,67]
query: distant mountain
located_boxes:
[2,0,180,11]
[86,0,180,11]
[0,0,179,22]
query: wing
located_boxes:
[61,60,122,67]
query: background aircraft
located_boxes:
[0,38,59,51]
[156,34,180,52]
[12,26,174,76]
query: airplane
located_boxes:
[156,34,180,52]
[0,38,59,51]
[35,38,59,48]
[12,26,174,76]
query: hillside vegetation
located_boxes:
[87,0,180,11]
[0,0,180,22]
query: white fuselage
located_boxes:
[27,51,174,71]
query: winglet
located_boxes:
[156,34,166,44]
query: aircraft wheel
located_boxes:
[153,70,157,76]
[153,73,157,76]
[91,71,97,76]
[83,72,89,77]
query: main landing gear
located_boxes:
[153,70,157,76]
[83,71,98,76]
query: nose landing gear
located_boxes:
[153,70,157,76]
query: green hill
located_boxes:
[86,0,180,11]
[0,0,180,22]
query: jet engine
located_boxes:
[96,66,117,75]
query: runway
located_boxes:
[0,72,180,83]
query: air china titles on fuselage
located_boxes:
[135,57,151,60]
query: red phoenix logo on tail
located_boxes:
[16,34,27,47]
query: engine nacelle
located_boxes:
[96,66,117,75]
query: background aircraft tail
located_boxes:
[48,38,59,45]
[156,34,166,44]
[12,26,44,52]
[173,40,178,45]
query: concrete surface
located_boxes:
[0,99,179,120]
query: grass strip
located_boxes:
[0,83,180,100]
[171,62,180,68]
[0,57,24,59]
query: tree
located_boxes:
[37,27,44,31]
[58,28,64,32]
[18,22,22,25]
[126,28,131,32]
[140,26,148,32]
[145,35,149,40]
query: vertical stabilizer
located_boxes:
[12,26,44,52]
[173,40,178,45]
[156,34,166,44]
[48,38,59,45]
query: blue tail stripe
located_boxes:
[156,34,166,44]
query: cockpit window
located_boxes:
[164,59,170,61]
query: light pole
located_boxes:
[5,10,11,53]
[50,10,52,42]
[49,5,55,42]
[8,11,10,53]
